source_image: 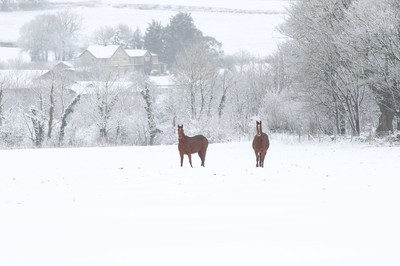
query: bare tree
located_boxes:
[1,0,15,11]
[217,68,236,118]
[279,0,369,135]
[0,74,10,126]
[18,10,82,61]
[172,39,219,121]
[85,66,129,144]
[92,26,115,46]
[55,9,82,60]
[58,94,80,146]
[140,82,160,145]
[344,0,400,133]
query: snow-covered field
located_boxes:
[1,136,399,266]
[0,0,289,64]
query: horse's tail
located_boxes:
[258,152,261,165]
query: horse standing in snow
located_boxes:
[252,121,270,167]
[178,125,209,167]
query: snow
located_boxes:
[0,47,30,64]
[125,49,149,57]
[85,45,120,58]
[1,137,399,266]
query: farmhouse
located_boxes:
[78,45,165,74]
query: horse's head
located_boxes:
[256,121,263,136]
[177,124,184,139]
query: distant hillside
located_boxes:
[110,4,286,15]
[0,0,288,57]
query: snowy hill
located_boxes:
[1,137,399,266]
[0,0,289,64]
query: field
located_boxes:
[2,2,399,265]
[0,0,289,64]
[1,136,399,266]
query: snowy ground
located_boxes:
[1,136,399,266]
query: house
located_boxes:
[78,45,165,74]
[39,61,91,81]
[0,69,50,109]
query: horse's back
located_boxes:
[182,134,208,154]
[263,133,270,150]
[192,134,208,149]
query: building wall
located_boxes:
[78,47,165,74]
[130,57,145,65]
[152,55,159,64]
[79,51,97,64]
[110,48,130,66]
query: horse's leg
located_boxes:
[261,151,267,168]
[198,151,203,166]
[203,149,207,167]
[254,151,259,167]
[199,149,207,167]
[188,153,193,168]
[180,152,184,167]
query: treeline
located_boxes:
[0,0,47,11]
[0,51,287,148]
[273,0,400,136]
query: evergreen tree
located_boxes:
[144,20,164,56]
[111,29,122,45]
[163,12,202,66]
[131,27,144,49]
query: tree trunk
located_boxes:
[0,89,3,126]
[141,83,159,145]
[376,105,394,135]
[59,94,81,146]
[30,109,45,147]
[47,83,55,139]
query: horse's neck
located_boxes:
[179,135,187,142]
[257,126,263,136]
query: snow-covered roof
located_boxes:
[125,49,148,57]
[85,45,120,59]
[54,61,74,69]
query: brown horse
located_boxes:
[178,125,209,167]
[252,120,270,167]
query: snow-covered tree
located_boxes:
[343,0,400,133]
[163,12,202,66]
[92,26,115,46]
[140,81,160,145]
[144,20,164,56]
[0,74,9,126]
[279,0,371,136]
[172,38,219,121]
[18,10,81,61]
